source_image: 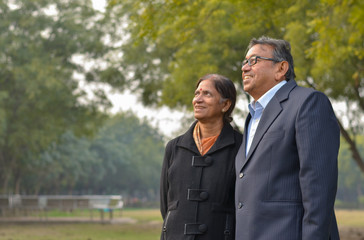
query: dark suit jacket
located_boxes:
[235,80,340,240]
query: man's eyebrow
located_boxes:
[202,89,212,94]
[195,89,212,94]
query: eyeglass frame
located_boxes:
[242,56,281,67]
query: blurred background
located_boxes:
[0,0,363,239]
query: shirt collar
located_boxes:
[248,80,287,115]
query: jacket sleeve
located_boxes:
[160,140,174,220]
[296,91,340,239]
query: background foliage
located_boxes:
[106,0,364,174]
[19,113,165,199]
[0,0,363,207]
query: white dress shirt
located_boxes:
[246,80,287,156]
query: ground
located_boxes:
[340,227,364,240]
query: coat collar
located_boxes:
[177,121,236,155]
[237,80,297,171]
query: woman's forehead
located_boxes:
[197,79,215,89]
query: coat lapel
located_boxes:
[177,121,236,156]
[238,80,297,171]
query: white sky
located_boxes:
[91,0,106,12]
[107,89,186,138]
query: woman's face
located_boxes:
[192,79,227,123]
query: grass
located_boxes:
[335,209,364,227]
[0,208,163,240]
[0,208,363,240]
[0,223,162,240]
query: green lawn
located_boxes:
[0,222,161,240]
[0,208,163,240]
[0,208,363,240]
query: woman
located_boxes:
[160,74,243,240]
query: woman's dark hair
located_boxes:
[196,74,237,123]
[248,36,296,81]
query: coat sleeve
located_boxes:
[160,139,174,220]
[296,91,340,239]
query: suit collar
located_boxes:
[237,80,297,170]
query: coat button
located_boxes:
[199,191,209,200]
[199,224,207,233]
[238,202,243,209]
[239,172,244,178]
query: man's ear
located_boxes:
[275,61,289,81]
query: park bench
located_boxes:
[89,195,124,221]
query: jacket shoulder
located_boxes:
[291,85,331,103]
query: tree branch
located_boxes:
[337,117,364,174]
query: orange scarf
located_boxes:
[193,122,219,155]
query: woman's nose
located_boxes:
[193,95,203,103]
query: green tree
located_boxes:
[337,136,364,208]
[107,0,364,173]
[26,112,165,198]
[0,0,115,194]
[22,131,102,195]
[89,112,164,198]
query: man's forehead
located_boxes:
[246,44,273,56]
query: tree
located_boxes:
[107,0,364,173]
[23,112,165,199]
[22,131,102,195]
[280,0,364,173]
[0,0,116,194]
[336,136,364,208]
[89,112,165,198]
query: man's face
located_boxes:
[241,44,279,100]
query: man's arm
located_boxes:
[296,91,340,239]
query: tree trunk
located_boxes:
[337,119,364,174]
[14,174,21,195]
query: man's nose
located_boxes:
[241,63,251,72]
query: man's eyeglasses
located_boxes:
[242,56,280,67]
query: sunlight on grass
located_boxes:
[336,209,364,227]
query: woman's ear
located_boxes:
[222,99,232,112]
[275,61,289,81]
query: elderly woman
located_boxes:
[160,74,243,240]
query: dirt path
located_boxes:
[340,227,364,240]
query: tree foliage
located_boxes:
[0,0,116,194]
[21,113,165,198]
[337,136,364,208]
[107,0,364,173]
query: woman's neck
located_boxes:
[198,120,224,139]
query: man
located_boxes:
[235,36,340,240]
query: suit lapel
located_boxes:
[245,98,282,161]
[238,80,297,171]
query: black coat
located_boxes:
[160,121,243,240]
